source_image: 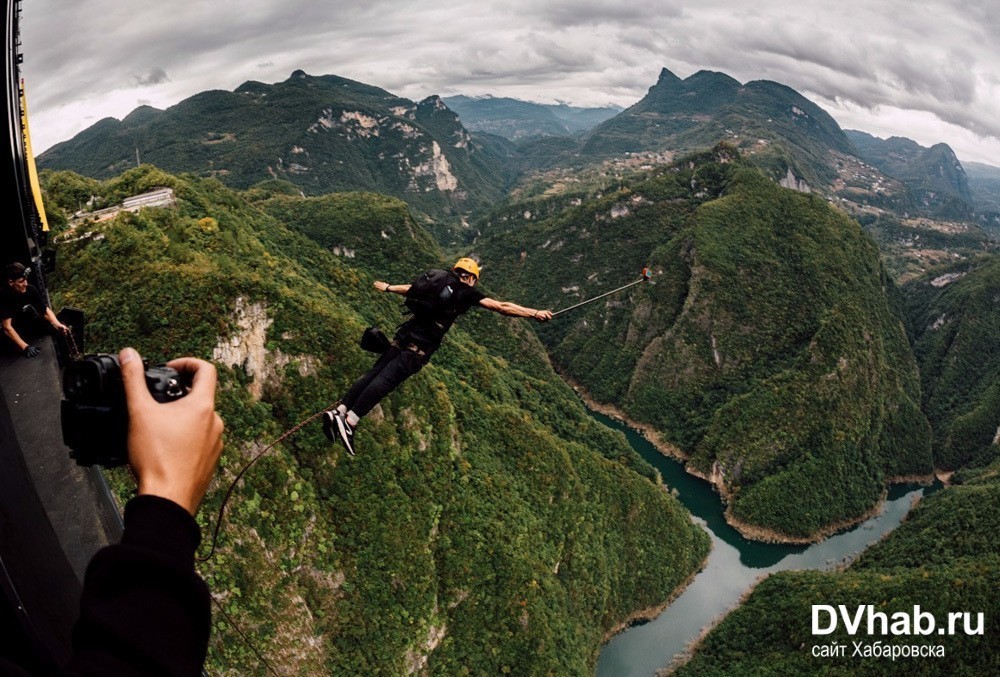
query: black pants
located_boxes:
[341,346,427,418]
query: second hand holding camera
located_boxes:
[61,353,190,467]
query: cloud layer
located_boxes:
[21,0,1000,164]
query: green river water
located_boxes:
[592,411,938,676]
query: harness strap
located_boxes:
[391,339,427,358]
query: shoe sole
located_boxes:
[322,411,336,442]
[335,414,356,456]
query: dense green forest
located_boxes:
[43,166,709,674]
[903,257,1000,470]
[676,256,999,674]
[477,146,932,540]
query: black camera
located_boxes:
[61,354,189,467]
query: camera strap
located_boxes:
[157,403,341,675]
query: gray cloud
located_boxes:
[523,0,683,27]
[19,0,1000,163]
[130,67,170,88]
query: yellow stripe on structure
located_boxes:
[21,80,50,232]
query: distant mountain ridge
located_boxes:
[965,161,1000,233]
[38,65,990,250]
[846,129,973,210]
[443,95,620,140]
[37,71,516,232]
[578,68,855,187]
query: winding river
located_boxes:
[592,411,939,676]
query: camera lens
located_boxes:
[65,362,90,398]
[63,355,121,400]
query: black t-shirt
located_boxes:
[0,284,45,322]
[397,277,486,353]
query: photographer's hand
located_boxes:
[120,348,224,515]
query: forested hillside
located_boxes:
[846,131,974,216]
[43,166,709,674]
[903,257,1000,470]
[476,146,933,541]
[964,162,1000,237]
[676,256,999,675]
[579,68,855,188]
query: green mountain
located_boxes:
[965,161,1000,236]
[443,95,620,140]
[43,165,708,674]
[37,72,516,234]
[578,68,856,187]
[965,161,1000,208]
[903,256,1000,470]
[675,258,999,676]
[846,130,974,219]
[475,146,932,541]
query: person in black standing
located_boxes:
[323,257,552,455]
[1,262,70,358]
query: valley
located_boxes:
[37,63,999,674]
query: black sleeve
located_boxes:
[461,286,487,312]
[65,496,211,676]
[24,285,45,313]
[0,292,14,320]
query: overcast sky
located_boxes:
[21,0,1000,166]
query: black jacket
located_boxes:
[66,495,210,676]
[0,496,211,675]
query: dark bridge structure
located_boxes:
[1,0,122,670]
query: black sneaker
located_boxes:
[322,410,337,443]
[334,411,356,456]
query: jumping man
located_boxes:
[323,258,552,455]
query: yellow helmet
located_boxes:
[452,257,480,279]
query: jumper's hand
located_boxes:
[374,281,390,293]
[120,347,224,516]
[534,310,553,322]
